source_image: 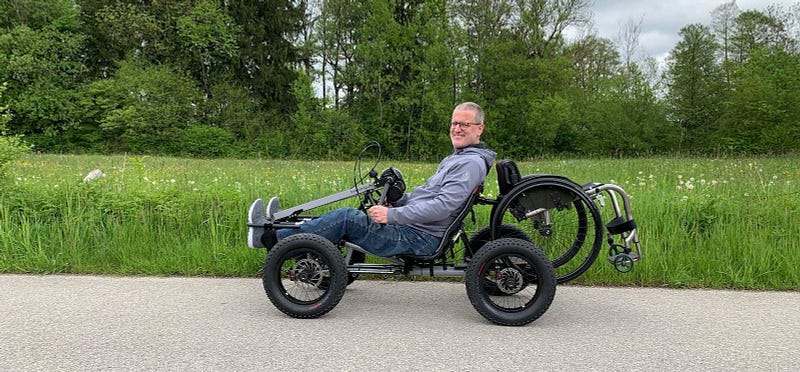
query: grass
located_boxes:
[1,153,798,290]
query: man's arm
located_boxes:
[386,160,484,225]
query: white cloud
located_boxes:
[570,0,798,63]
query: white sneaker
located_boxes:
[247,199,266,248]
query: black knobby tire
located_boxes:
[467,225,533,296]
[262,233,348,319]
[465,238,557,326]
[466,224,531,260]
[490,178,603,284]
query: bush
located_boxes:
[80,59,203,155]
[179,125,234,158]
[0,85,29,177]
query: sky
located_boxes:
[569,0,799,63]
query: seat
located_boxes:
[495,159,522,196]
[395,184,484,262]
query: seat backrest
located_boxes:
[398,184,483,261]
[495,159,521,196]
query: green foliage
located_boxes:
[0,0,82,31]
[81,59,203,154]
[179,125,235,158]
[0,4,88,149]
[0,0,798,159]
[92,2,166,63]
[717,48,800,153]
[176,0,241,92]
[291,72,365,158]
[225,0,304,114]
[666,24,725,151]
[0,84,29,177]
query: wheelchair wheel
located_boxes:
[465,238,556,326]
[262,233,348,319]
[490,177,603,284]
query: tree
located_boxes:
[730,9,790,63]
[565,35,620,91]
[718,48,800,153]
[666,24,724,151]
[0,0,88,151]
[711,0,740,65]
[225,0,305,115]
[176,0,241,94]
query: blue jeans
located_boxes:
[275,207,441,257]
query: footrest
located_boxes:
[606,217,636,235]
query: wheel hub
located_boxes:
[291,258,324,286]
[495,267,524,294]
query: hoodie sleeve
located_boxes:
[386,157,484,225]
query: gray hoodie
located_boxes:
[387,143,497,237]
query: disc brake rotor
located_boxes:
[289,257,325,287]
[495,267,525,294]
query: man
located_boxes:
[248,102,496,257]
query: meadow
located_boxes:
[1,153,798,290]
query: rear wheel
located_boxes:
[262,233,347,318]
[491,178,603,283]
[465,238,556,326]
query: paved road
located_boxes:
[1,274,798,371]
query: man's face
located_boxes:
[450,108,484,149]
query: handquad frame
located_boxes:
[248,144,641,326]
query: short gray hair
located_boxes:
[454,102,484,124]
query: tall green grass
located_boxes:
[1,154,798,290]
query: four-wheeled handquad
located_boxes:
[247,142,641,326]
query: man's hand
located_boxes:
[369,205,389,224]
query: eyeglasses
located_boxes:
[450,121,482,129]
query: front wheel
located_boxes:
[262,233,348,318]
[465,238,556,326]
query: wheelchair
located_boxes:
[248,143,641,326]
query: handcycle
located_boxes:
[247,142,641,326]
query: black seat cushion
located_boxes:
[496,159,521,196]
